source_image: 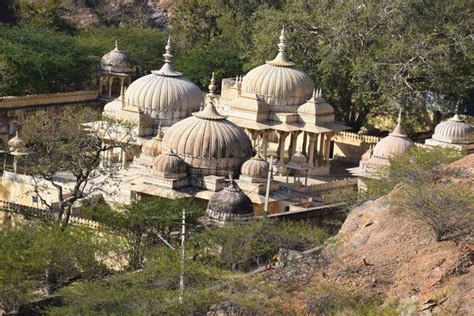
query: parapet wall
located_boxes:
[0,90,100,109]
[332,131,381,163]
[0,200,100,229]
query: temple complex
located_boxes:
[0,28,473,225]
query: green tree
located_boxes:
[19,108,135,226]
[249,0,473,131]
[0,24,166,96]
[85,197,204,270]
[74,27,166,75]
[0,24,93,95]
[191,220,328,271]
[174,46,245,89]
[0,223,115,313]
[361,147,472,242]
[49,248,226,315]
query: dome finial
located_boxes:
[451,101,462,121]
[163,36,173,63]
[266,27,294,67]
[312,89,317,100]
[208,72,216,96]
[194,73,226,120]
[390,106,406,136]
[114,40,118,50]
[278,26,286,53]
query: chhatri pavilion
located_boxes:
[1,28,473,224]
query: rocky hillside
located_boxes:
[255,154,473,315]
[4,0,170,29]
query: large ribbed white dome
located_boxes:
[124,38,203,124]
[242,28,314,110]
[432,114,473,144]
[162,75,253,176]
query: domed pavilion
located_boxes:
[352,109,414,178]
[99,41,135,100]
[124,37,203,127]
[218,28,349,174]
[425,112,473,153]
[206,179,254,223]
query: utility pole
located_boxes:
[179,208,186,304]
[263,156,273,218]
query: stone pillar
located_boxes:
[324,133,333,161]
[277,131,288,167]
[108,77,113,98]
[302,132,307,156]
[120,77,125,95]
[249,130,259,148]
[120,147,125,169]
[262,131,268,159]
[314,133,322,167]
[289,132,298,159]
[13,155,17,173]
[307,134,316,167]
[99,77,103,96]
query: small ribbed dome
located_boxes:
[242,28,314,109]
[103,88,125,117]
[124,38,203,122]
[152,149,186,174]
[8,132,25,151]
[103,99,122,117]
[141,126,165,157]
[432,114,473,144]
[241,152,268,179]
[162,75,253,175]
[372,113,414,159]
[115,106,153,126]
[298,89,334,116]
[291,151,307,164]
[101,41,134,74]
[207,180,254,222]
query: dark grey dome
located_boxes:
[206,181,254,222]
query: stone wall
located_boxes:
[0,90,102,144]
[332,132,381,163]
[0,90,99,109]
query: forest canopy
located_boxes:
[0,0,472,131]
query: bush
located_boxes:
[84,197,205,270]
[305,284,398,315]
[396,182,473,242]
[49,248,225,315]
[362,147,472,242]
[0,223,116,313]
[363,147,466,201]
[0,24,165,96]
[174,46,245,90]
[190,220,329,271]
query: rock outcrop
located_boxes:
[255,154,473,314]
[317,154,473,314]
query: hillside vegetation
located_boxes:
[1,0,472,131]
